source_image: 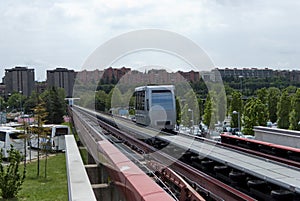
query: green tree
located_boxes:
[284,86,297,94]
[256,88,268,105]
[176,97,181,128]
[256,99,269,126]
[230,91,242,128]
[203,92,217,129]
[23,91,38,114]
[106,88,113,110]
[111,87,123,109]
[123,89,134,109]
[78,91,95,109]
[197,98,204,121]
[267,87,281,123]
[0,146,26,199]
[128,93,135,115]
[242,98,268,135]
[0,96,5,111]
[277,91,291,129]
[216,86,227,123]
[181,104,190,127]
[95,90,108,111]
[33,95,48,177]
[7,92,26,112]
[42,87,66,124]
[183,90,200,124]
[289,89,300,130]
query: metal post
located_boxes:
[0,98,2,125]
[19,91,22,115]
[233,111,240,132]
[188,109,194,133]
[191,110,194,127]
[239,75,243,94]
[238,112,240,132]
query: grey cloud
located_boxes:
[1,0,300,80]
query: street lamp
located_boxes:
[0,98,2,125]
[238,75,243,94]
[188,108,194,133]
[233,110,240,132]
[19,91,23,115]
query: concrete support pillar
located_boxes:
[85,164,109,185]
[85,164,101,184]
[85,164,126,201]
[87,152,96,164]
[92,183,126,201]
[99,164,109,183]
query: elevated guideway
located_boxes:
[160,134,300,194]
[71,106,300,200]
[68,106,175,201]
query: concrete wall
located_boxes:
[254,126,300,148]
[65,135,97,201]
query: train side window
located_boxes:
[146,99,149,111]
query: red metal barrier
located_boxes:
[97,140,175,201]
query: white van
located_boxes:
[0,129,25,158]
[30,124,70,151]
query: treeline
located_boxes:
[225,86,300,134]
[223,76,300,96]
[0,87,66,124]
[75,79,300,134]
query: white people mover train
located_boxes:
[134,85,176,131]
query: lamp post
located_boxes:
[238,75,243,94]
[188,108,194,133]
[19,91,23,115]
[233,110,240,132]
[0,98,2,125]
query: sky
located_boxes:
[1,0,300,81]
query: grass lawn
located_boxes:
[4,153,68,201]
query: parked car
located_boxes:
[243,135,255,139]
[190,126,201,136]
[209,130,221,141]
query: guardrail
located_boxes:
[65,135,97,201]
[254,126,300,148]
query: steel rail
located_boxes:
[219,141,300,168]
[95,111,257,201]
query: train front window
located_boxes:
[151,91,174,110]
[135,91,145,110]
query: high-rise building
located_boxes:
[178,70,200,82]
[100,67,131,84]
[47,68,76,98]
[215,67,274,78]
[4,66,35,97]
[76,69,104,84]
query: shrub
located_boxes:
[0,145,26,199]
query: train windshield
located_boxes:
[151,90,174,110]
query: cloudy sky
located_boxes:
[1,0,300,81]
